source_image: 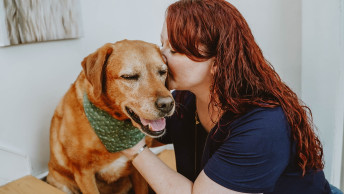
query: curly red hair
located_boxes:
[166,0,323,175]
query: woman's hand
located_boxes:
[121,137,146,160]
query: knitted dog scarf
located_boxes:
[83,94,145,152]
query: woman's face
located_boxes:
[160,21,214,91]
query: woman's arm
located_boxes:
[123,139,248,194]
[132,142,193,194]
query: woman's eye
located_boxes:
[159,70,167,75]
[120,74,139,80]
[170,50,176,54]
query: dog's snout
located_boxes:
[155,97,174,113]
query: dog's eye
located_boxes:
[159,70,167,76]
[121,74,139,80]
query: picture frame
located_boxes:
[0,0,82,47]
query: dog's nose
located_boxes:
[155,97,174,113]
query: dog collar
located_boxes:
[83,94,145,152]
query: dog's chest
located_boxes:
[98,155,130,182]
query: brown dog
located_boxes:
[47,40,175,194]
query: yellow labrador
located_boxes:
[47,40,174,194]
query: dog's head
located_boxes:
[81,40,174,138]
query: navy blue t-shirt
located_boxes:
[158,91,331,194]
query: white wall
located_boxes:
[302,0,344,187]
[0,0,302,184]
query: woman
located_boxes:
[123,0,332,193]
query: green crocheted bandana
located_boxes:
[83,94,145,152]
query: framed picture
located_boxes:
[0,0,82,47]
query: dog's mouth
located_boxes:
[125,107,166,137]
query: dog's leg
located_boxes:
[47,170,77,194]
[130,169,148,194]
[74,170,99,194]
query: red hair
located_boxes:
[166,0,323,175]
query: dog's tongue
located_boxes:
[140,118,166,131]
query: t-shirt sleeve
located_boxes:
[203,107,291,193]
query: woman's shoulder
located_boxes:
[241,106,286,120]
[229,106,287,127]
[218,106,290,139]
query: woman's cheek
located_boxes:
[166,76,174,90]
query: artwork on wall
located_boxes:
[0,0,82,47]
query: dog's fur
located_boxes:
[47,40,174,194]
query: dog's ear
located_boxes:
[82,43,113,99]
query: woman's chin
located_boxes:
[168,83,182,91]
[166,79,176,90]
[167,79,188,91]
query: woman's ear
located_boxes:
[210,60,217,75]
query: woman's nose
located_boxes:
[162,54,167,64]
[160,48,167,63]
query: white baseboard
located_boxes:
[34,171,49,180]
[0,144,31,186]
